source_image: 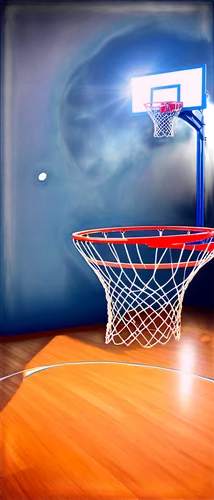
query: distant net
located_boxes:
[145,101,183,137]
[72,226,214,348]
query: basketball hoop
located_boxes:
[145,101,183,137]
[72,226,214,348]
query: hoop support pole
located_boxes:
[196,113,205,227]
[179,110,206,227]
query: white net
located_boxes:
[145,101,183,137]
[73,227,214,348]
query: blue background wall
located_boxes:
[1,1,214,336]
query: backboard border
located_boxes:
[151,84,181,103]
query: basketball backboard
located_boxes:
[131,65,207,113]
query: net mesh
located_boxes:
[145,101,183,138]
[73,228,214,348]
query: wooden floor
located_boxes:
[1,307,214,499]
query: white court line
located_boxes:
[0,361,213,383]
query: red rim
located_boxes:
[86,258,203,270]
[145,101,183,110]
[72,225,214,248]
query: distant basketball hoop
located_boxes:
[145,101,183,137]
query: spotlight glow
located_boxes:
[38,172,47,181]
